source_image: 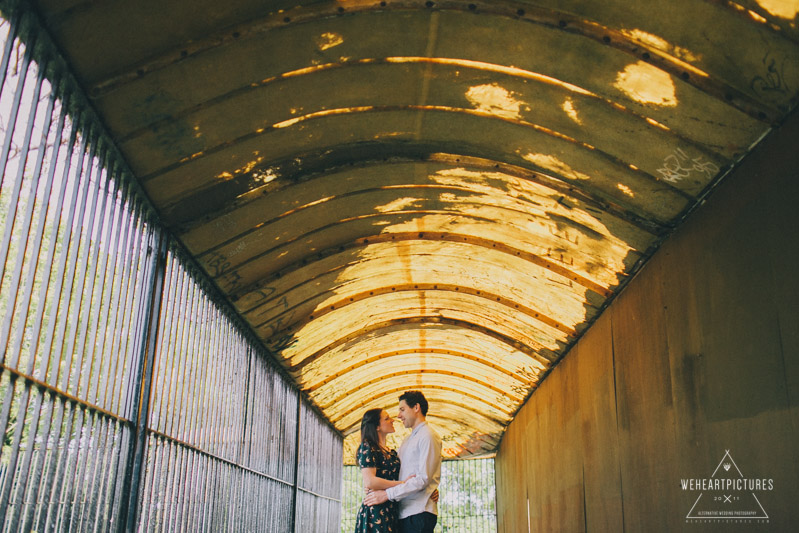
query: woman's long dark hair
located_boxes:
[360,408,382,450]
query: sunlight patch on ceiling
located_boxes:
[272,57,597,98]
[465,84,526,119]
[645,117,671,131]
[297,318,554,386]
[215,155,264,180]
[430,168,554,207]
[272,106,376,128]
[375,196,424,212]
[617,183,635,197]
[431,167,508,188]
[614,61,678,107]
[252,168,278,185]
[384,57,595,96]
[425,168,627,254]
[755,0,799,19]
[562,97,583,125]
[620,29,701,63]
[521,152,593,181]
[316,32,344,51]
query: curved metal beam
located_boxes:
[327,374,527,427]
[170,148,665,236]
[89,1,776,121]
[336,395,509,433]
[339,385,515,420]
[256,284,578,339]
[224,231,612,302]
[312,358,529,409]
[198,180,609,259]
[140,105,694,201]
[284,316,555,373]
[307,348,530,392]
[121,57,705,148]
[331,383,515,421]
[313,355,530,404]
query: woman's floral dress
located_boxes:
[354,441,401,532]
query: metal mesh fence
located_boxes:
[341,458,497,533]
[0,4,343,531]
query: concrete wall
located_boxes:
[495,111,799,532]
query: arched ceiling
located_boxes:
[28,0,798,462]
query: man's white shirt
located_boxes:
[385,421,442,519]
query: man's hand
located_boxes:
[431,488,439,502]
[363,490,389,506]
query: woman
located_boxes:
[354,408,405,532]
[354,409,438,532]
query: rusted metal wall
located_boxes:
[495,110,799,532]
[0,9,342,532]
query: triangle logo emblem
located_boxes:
[684,450,770,522]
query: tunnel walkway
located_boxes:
[1,0,798,531]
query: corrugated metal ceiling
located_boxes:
[27,0,798,462]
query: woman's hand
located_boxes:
[431,489,440,502]
[403,474,416,483]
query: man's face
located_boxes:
[397,399,417,428]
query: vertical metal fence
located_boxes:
[340,464,363,532]
[341,458,497,533]
[0,3,342,532]
[436,458,497,532]
[295,402,343,532]
[135,249,320,533]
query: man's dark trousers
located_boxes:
[399,512,437,533]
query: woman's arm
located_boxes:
[360,467,406,491]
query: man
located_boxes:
[363,390,442,533]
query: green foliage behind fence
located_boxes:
[341,458,497,533]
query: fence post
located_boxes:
[291,390,302,532]
[116,231,169,532]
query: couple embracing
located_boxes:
[354,391,442,533]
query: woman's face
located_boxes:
[377,410,396,436]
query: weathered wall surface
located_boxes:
[495,111,799,532]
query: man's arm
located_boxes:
[360,467,408,491]
[363,485,440,507]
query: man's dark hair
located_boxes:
[399,390,428,416]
